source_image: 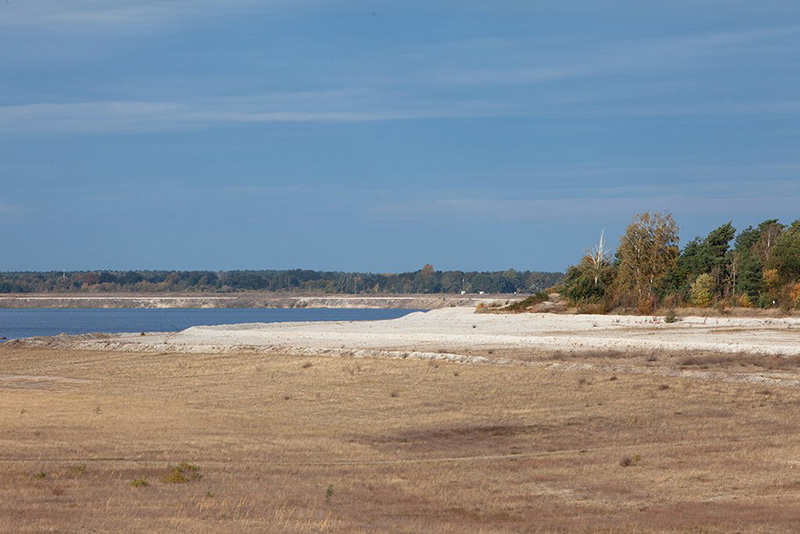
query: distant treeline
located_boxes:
[560,213,800,312]
[0,266,564,295]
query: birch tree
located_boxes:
[561,232,616,305]
[616,212,679,312]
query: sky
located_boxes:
[1,1,799,273]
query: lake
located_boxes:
[0,308,421,341]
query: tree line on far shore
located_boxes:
[0,267,564,295]
[560,213,800,312]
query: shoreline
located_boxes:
[10,306,800,357]
[0,292,518,310]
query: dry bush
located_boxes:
[576,301,608,314]
[679,353,740,367]
[163,463,202,484]
[546,349,627,361]
[678,351,799,370]
[497,292,548,313]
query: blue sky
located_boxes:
[2,1,799,272]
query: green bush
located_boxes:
[690,273,714,307]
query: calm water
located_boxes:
[0,308,421,341]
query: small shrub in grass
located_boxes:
[620,454,642,467]
[326,484,334,503]
[129,477,149,487]
[664,308,680,323]
[163,469,189,484]
[163,463,202,484]
[177,462,199,472]
[33,471,46,479]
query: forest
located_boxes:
[0,267,564,295]
[560,213,800,312]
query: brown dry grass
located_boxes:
[2,345,800,533]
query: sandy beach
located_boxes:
[14,306,800,358]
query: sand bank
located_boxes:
[12,307,800,357]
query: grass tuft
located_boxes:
[620,454,642,467]
[71,464,87,475]
[163,463,202,484]
[129,477,149,487]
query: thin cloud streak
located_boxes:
[0,97,503,135]
[370,186,800,222]
[431,24,800,87]
[0,0,284,29]
[4,94,800,136]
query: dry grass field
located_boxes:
[2,345,800,533]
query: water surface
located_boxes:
[0,308,421,341]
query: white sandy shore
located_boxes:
[14,307,800,358]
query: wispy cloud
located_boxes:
[560,100,800,118]
[0,0,282,29]
[523,163,800,184]
[0,92,504,135]
[430,24,800,86]
[369,180,800,222]
[5,90,800,136]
